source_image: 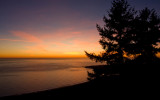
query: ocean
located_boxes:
[0,58,103,97]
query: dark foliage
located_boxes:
[85,0,136,65]
[85,0,160,65]
[128,8,160,64]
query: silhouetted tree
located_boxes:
[128,8,160,64]
[85,0,136,65]
[87,65,120,81]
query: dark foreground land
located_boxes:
[1,64,159,99]
[1,78,120,99]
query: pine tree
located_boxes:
[85,0,135,65]
[131,8,160,64]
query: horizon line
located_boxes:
[0,57,88,59]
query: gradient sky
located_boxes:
[0,0,160,58]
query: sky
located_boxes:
[0,0,160,58]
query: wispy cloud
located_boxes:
[72,40,99,47]
[0,38,29,42]
[11,31,43,43]
[24,44,48,53]
[0,28,101,58]
[8,30,49,53]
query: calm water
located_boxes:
[0,58,103,97]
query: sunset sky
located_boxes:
[0,0,160,58]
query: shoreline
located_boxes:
[2,64,158,99]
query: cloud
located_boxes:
[52,29,81,40]
[1,28,101,57]
[64,52,81,55]
[24,44,48,53]
[71,39,100,47]
[11,31,43,43]
[8,30,50,53]
[0,38,29,42]
[52,42,69,47]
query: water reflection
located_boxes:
[0,58,104,97]
[0,68,90,97]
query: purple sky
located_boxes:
[0,0,160,58]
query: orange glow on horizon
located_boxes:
[0,55,87,59]
[0,52,87,58]
[0,29,102,59]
